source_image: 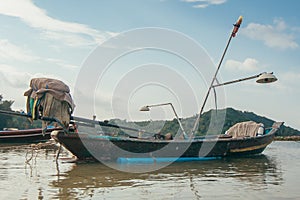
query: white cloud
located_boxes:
[0,0,115,47]
[44,58,79,70]
[0,64,32,88]
[0,39,38,62]
[42,31,98,47]
[0,64,71,110]
[278,71,300,91]
[0,39,79,70]
[0,64,72,89]
[225,58,259,71]
[241,18,298,50]
[182,0,227,8]
[281,71,300,82]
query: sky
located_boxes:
[0,0,299,130]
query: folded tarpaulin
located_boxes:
[24,78,75,130]
[24,78,75,112]
[226,121,263,138]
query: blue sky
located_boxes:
[0,0,299,130]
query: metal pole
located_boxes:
[168,103,188,139]
[191,16,243,138]
[191,35,233,136]
[146,102,174,108]
[0,109,155,135]
[145,102,188,139]
[212,74,261,88]
[0,109,68,132]
[71,116,155,135]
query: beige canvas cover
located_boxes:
[226,121,263,138]
[24,78,75,111]
[24,78,75,130]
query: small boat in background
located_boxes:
[0,127,61,143]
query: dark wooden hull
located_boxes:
[52,122,281,162]
[0,128,60,143]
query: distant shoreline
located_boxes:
[275,136,300,141]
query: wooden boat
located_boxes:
[49,17,283,163]
[51,122,283,162]
[0,127,61,143]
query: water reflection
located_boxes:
[51,155,282,199]
[221,156,282,186]
[0,143,288,200]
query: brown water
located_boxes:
[0,141,299,199]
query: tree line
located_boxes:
[0,95,41,130]
[0,95,299,136]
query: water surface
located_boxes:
[0,141,299,199]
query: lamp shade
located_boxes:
[256,73,277,84]
[139,106,150,111]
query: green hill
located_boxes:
[110,107,299,137]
